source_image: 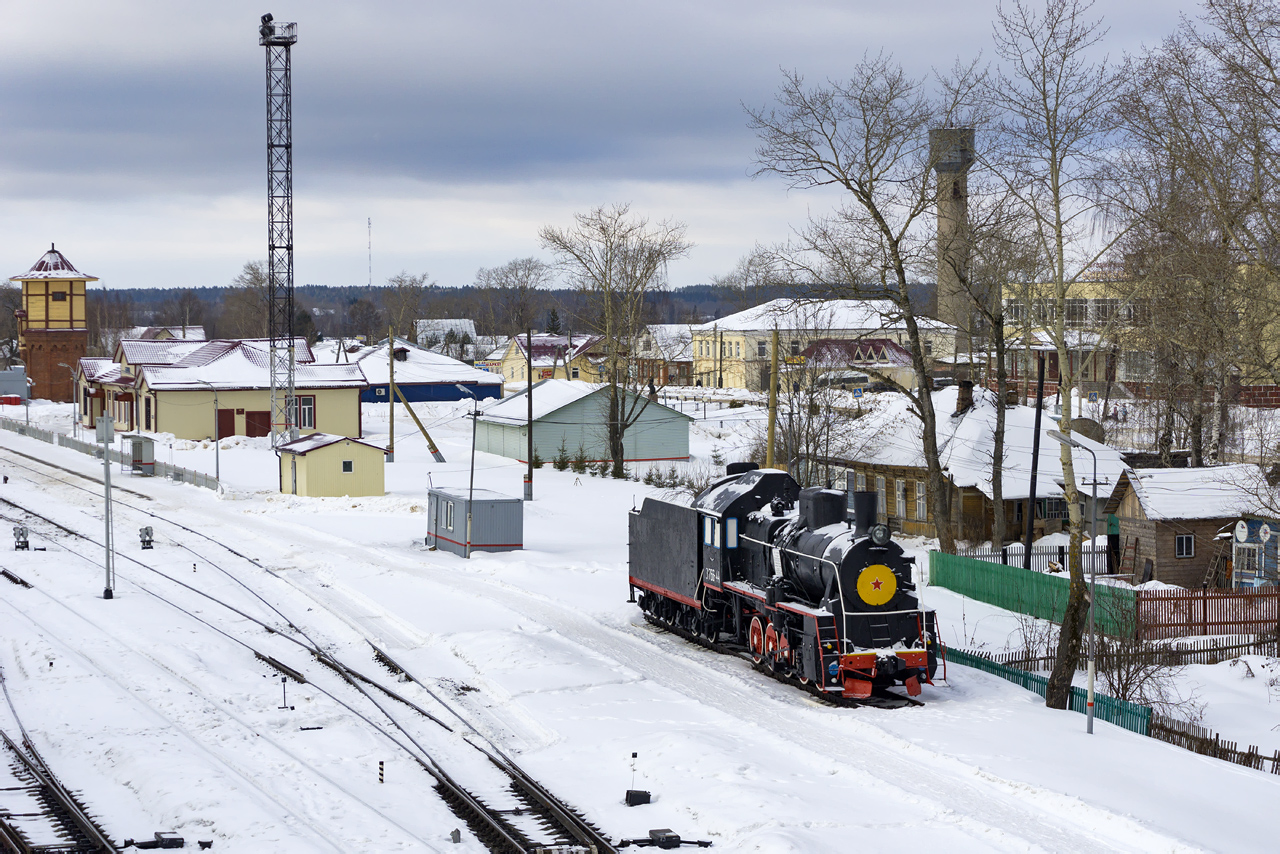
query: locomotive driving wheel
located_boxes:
[764,624,780,672]
[748,617,765,664]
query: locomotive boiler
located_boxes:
[628,464,938,699]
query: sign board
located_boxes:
[853,388,864,399]
[1087,391,1099,402]
[1261,522,1272,544]
[95,416,113,444]
[1235,519,1249,542]
[540,369,553,379]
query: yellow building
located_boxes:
[77,338,367,439]
[496,333,608,384]
[691,299,957,391]
[277,433,385,497]
[10,245,95,402]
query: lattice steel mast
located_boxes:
[260,13,298,446]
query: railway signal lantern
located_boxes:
[140,526,154,549]
[13,526,28,550]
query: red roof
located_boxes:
[801,338,913,367]
[11,244,98,281]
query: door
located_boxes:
[144,397,153,432]
[216,409,235,439]
[245,411,271,438]
[426,494,436,547]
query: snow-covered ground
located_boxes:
[0,397,1277,851]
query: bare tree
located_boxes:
[0,283,21,367]
[987,0,1131,709]
[382,271,431,340]
[219,260,269,339]
[475,257,554,338]
[747,56,978,553]
[540,204,691,477]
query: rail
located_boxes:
[0,415,218,492]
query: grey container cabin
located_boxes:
[426,487,523,556]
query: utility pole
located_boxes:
[766,329,779,468]
[260,13,298,447]
[1024,352,1046,570]
[97,416,115,599]
[387,327,395,462]
[525,328,533,501]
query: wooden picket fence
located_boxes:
[982,635,1280,672]
[1150,715,1280,775]
[1136,588,1280,640]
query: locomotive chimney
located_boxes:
[852,491,877,536]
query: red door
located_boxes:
[216,409,235,439]
[245,411,271,438]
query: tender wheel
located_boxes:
[748,617,765,664]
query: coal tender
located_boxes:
[629,463,938,699]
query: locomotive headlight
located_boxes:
[870,524,892,546]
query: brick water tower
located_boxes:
[10,245,95,402]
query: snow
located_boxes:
[313,337,502,388]
[278,432,382,455]
[695,298,956,333]
[0,399,1277,851]
[1120,464,1262,520]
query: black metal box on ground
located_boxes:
[629,498,700,601]
[426,487,523,556]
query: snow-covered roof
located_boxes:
[414,318,477,342]
[312,337,501,387]
[479,378,691,425]
[278,432,384,455]
[1114,465,1262,521]
[838,387,1126,501]
[512,333,605,368]
[141,341,364,392]
[79,358,120,384]
[121,326,207,342]
[639,325,694,361]
[117,339,210,367]
[696,299,955,334]
[10,245,98,281]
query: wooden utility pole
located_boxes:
[766,329,779,468]
[387,327,395,462]
[525,328,534,500]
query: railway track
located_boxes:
[0,457,616,853]
[0,668,117,854]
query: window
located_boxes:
[1175,533,1194,558]
[790,340,800,356]
[713,519,721,548]
[446,501,454,530]
[758,341,767,358]
[51,291,67,302]
[724,517,738,549]
[342,460,354,474]
[1065,298,1089,327]
[896,480,907,518]
[571,367,580,379]
[856,472,867,492]
[876,475,886,515]
[923,341,933,356]
[1039,498,1070,520]
[735,341,740,358]
[291,395,315,429]
[703,516,713,545]
[1004,299,1026,322]
[1094,298,1119,323]
[916,481,927,520]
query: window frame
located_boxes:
[1175,533,1194,558]
[916,480,927,520]
[342,459,354,474]
[446,500,454,530]
[51,291,68,302]
[876,475,886,517]
[896,479,907,518]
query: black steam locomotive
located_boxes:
[628,464,938,699]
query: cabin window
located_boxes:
[724,517,738,549]
[342,460,354,474]
[51,291,67,302]
[856,472,866,492]
[446,501,455,530]
[876,476,886,514]
[703,516,713,546]
[572,367,580,379]
[1176,533,1194,558]
[896,480,907,518]
[916,481,927,519]
[790,340,800,356]
[290,395,316,429]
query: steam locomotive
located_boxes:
[628,463,938,700]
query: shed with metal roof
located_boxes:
[277,433,386,497]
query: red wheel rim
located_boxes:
[764,624,778,660]
[749,617,764,664]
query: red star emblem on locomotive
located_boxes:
[871,578,883,590]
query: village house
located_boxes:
[634,324,694,388]
[1102,464,1263,588]
[475,378,691,464]
[76,338,366,439]
[277,433,386,497]
[691,298,957,392]
[817,384,1124,542]
[496,333,609,384]
[799,338,917,390]
[312,337,502,403]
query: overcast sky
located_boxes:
[0,0,1190,292]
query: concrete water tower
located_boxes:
[930,128,977,376]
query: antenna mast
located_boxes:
[260,13,298,446]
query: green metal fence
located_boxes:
[945,646,1151,736]
[930,551,1138,638]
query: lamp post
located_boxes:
[197,380,220,483]
[57,362,78,438]
[456,384,479,559]
[1048,428,1098,735]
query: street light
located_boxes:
[197,380,220,483]
[455,384,479,559]
[1047,428,1098,735]
[57,362,78,438]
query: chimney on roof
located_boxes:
[955,379,974,415]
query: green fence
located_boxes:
[945,646,1151,736]
[930,551,1137,638]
